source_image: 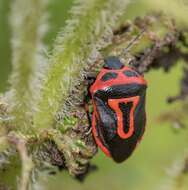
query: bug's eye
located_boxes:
[101,72,118,82]
[123,70,138,77]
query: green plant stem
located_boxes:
[33,0,131,132]
[9,0,48,132]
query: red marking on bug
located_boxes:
[90,66,147,94]
[108,96,140,139]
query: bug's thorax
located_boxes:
[90,66,147,94]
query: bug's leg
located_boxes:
[82,74,96,135]
[82,92,93,135]
[85,124,92,136]
[84,73,96,88]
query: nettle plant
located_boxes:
[1,0,188,189]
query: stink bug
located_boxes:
[88,56,147,163]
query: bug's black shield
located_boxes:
[108,94,146,163]
[93,84,146,163]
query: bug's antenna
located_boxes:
[121,29,146,56]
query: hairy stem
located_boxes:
[15,138,33,190]
[9,0,48,132]
[33,0,131,132]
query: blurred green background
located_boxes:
[0,0,188,190]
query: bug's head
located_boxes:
[104,56,124,70]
